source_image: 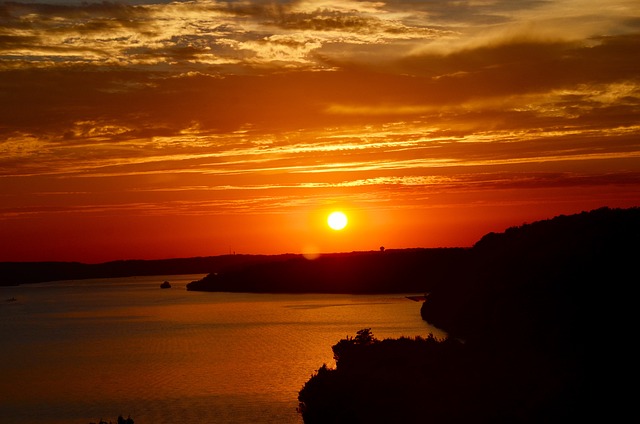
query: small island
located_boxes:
[160,280,171,289]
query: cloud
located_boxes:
[1,0,638,235]
[0,0,456,71]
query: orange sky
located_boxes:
[1,0,639,263]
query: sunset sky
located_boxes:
[1,0,639,263]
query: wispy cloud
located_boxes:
[0,0,638,260]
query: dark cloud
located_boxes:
[0,1,159,62]
[220,0,441,37]
[393,33,640,100]
[0,1,146,20]
[384,0,550,26]
[0,34,40,50]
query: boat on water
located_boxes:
[160,281,171,289]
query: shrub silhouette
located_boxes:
[89,415,133,424]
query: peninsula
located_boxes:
[297,206,638,423]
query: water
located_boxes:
[0,275,444,424]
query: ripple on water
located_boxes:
[1,278,439,424]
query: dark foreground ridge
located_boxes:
[297,206,638,423]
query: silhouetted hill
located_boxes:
[186,248,469,293]
[298,207,639,423]
[421,206,639,346]
[187,207,638,296]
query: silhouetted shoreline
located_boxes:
[0,253,298,286]
[3,207,638,298]
[187,206,639,297]
[297,206,638,423]
[186,247,469,293]
[2,206,637,423]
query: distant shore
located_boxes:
[0,253,297,286]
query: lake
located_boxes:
[0,275,445,424]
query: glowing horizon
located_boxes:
[1,0,639,263]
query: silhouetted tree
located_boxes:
[91,415,132,424]
[117,415,134,424]
[354,328,374,345]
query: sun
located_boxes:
[327,211,348,230]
